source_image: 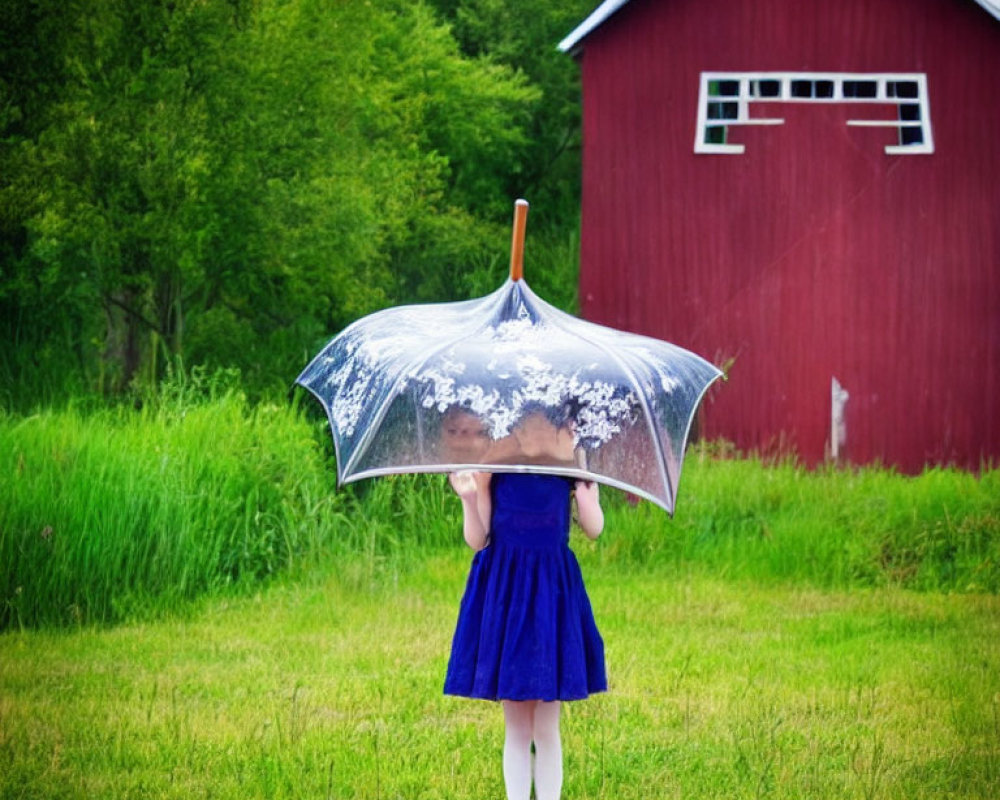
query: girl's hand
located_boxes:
[449,471,492,551]
[573,480,604,539]
[449,470,480,500]
[574,480,599,504]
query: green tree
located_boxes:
[1,0,542,401]
[3,0,257,393]
[427,0,594,229]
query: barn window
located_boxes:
[695,72,934,155]
[843,80,878,98]
[751,79,781,98]
[887,80,918,99]
[790,79,835,98]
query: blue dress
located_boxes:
[443,473,607,702]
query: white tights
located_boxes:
[502,700,562,800]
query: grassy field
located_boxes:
[4,392,998,629]
[2,391,999,797]
[2,554,998,799]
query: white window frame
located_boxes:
[695,71,934,155]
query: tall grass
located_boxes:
[0,371,459,629]
[2,383,998,630]
[602,448,1000,593]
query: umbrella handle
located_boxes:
[509,198,529,282]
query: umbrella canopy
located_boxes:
[296,201,722,514]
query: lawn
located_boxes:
[2,551,998,799]
[3,398,998,797]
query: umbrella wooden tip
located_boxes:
[509,199,529,282]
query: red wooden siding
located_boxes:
[576,0,1000,470]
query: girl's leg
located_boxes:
[532,701,563,800]
[502,700,535,800]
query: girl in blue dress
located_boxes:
[444,411,606,800]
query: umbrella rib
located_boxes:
[341,462,676,513]
[567,329,720,513]
[339,284,513,481]
[576,335,675,508]
[298,380,350,483]
[516,283,677,510]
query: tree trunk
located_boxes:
[102,288,144,393]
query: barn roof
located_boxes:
[557,0,1000,53]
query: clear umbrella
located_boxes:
[296,200,722,514]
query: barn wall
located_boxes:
[577,0,1000,470]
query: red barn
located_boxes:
[560,0,1000,471]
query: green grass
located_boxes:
[0,383,459,629]
[1,559,998,799]
[0,391,342,628]
[2,390,999,629]
[2,390,998,796]
[625,450,1000,593]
